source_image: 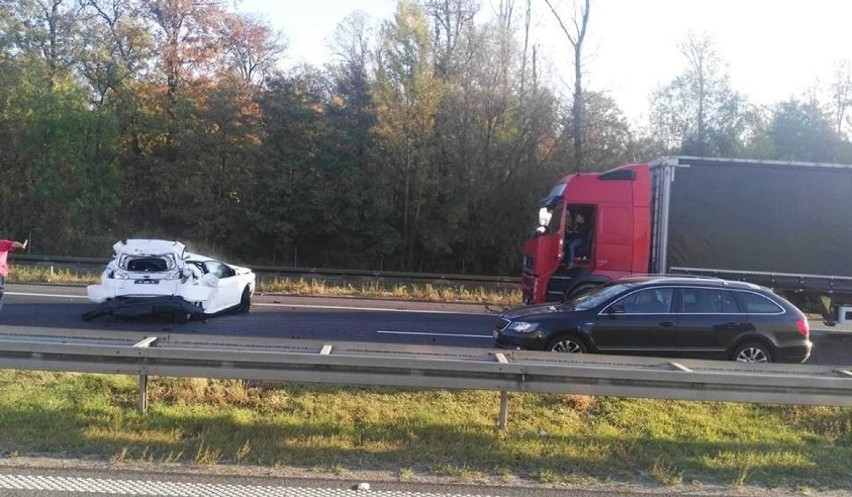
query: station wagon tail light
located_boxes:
[796,317,809,338]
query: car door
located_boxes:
[592,287,677,356]
[674,287,751,359]
[203,261,241,313]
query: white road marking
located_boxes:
[377,330,493,338]
[0,474,497,496]
[6,291,85,299]
[255,302,489,315]
[4,291,492,315]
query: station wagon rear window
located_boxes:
[737,292,784,314]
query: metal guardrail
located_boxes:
[11,254,521,288]
[0,330,849,427]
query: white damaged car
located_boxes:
[83,239,255,321]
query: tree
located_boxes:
[649,33,755,157]
[763,99,848,163]
[244,67,328,264]
[324,12,399,267]
[144,0,228,104]
[544,0,590,172]
[559,91,633,170]
[0,0,81,81]
[220,13,285,90]
[830,59,852,138]
[425,0,478,78]
[78,0,153,103]
[373,0,443,269]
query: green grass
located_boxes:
[8,265,521,306]
[0,371,849,488]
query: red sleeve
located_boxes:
[0,240,13,251]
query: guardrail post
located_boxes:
[138,374,148,414]
[495,353,510,430]
[133,337,159,414]
[498,390,509,430]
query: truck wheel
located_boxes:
[546,334,588,353]
[564,283,599,302]
[732,341,773,363]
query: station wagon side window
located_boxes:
[608,288,674,314]
[737,291,784,314]
[680,288,741,313]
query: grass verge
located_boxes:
[8,265,521,306]
[0,371,849,489]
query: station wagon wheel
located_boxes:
[732,341,773,363]
[547,335,588,353]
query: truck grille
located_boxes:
[522,254,534,273]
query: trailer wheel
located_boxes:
[732,341,773,363]
[546,334,588,353]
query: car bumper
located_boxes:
[82,296,205,321]
[493,330,548,350]
[775,341,812,363]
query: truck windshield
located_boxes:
[546,183,567,198]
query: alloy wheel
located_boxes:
[735,346,769,363]
[550,338,585,353]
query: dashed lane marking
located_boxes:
[377,330,493,338]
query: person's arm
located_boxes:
[11,239,27,250]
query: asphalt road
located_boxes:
[0,285,850,496]
[1,283,851,366]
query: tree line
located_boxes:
[1,0,850,275]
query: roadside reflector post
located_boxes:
[495,353,510,430]
[133,337,159,414]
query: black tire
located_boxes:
[236,287,252,314]
[546,334,588,353]
[732,341,773,363]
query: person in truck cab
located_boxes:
[565,212,590,266]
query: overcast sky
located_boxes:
[235,0,851,124]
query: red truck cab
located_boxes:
[522,164,652,303]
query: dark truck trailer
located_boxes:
[652,156,852,320]
[523,156,852,324]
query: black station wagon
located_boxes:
[494,276,812,363]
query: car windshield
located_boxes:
[570,283,633,310]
